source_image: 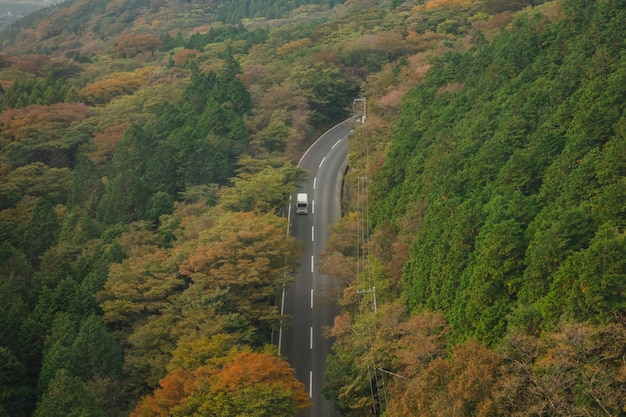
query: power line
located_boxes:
[352,99,388,415]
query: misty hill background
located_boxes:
[0,0,64,29]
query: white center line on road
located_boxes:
[313,177,317,189]
[310,327,313,350]
[312,226,315,242]
[309,371,313,398]
[311,255,314,273]
[311,288,314,309]
[319,156,326,169]
[331,138,342,149]
[312,199,315,214]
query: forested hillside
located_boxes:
[324,0,626,415]
[0,0,343,53]
[0,0,623,415]
[0,0,360,415]
[0,0,436,414]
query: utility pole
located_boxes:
[356,287,377,313]
[354,97,366,123]
[378,368,408,380]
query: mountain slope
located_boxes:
[371,0,625,342]
[322,0,625,414]
[0,0,343,53]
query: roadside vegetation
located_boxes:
[327,0,626,415]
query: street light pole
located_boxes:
[354,97,366,123]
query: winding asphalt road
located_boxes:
[280,119,354,417]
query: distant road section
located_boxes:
[281,118,354,417]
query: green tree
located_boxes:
[451,193,528,344]
[0,245,35,351]
[97,125,152,224]
[185,384,296,417]
[71,315,122,382]
[256,116,291,153]
[37,312,76,396]
[34,277,83,338]
[99,245,186,335]
[180,66,217,115]
[0,163,72,210]
[197,96,249,162]
[68,157,103,214]
[220,161,307,213]
[288,61,355,128]
[34,369,105,417]
[0,346,31,417]
[219,50,252,116]
[542,224,626,324]
[22,198,60,263]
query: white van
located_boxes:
[295,193,309,214]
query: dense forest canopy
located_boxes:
[0,0,624,415]
[372,0,626,341]
[0,0,345,52]
[324,0,626,415]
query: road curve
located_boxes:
[281,118,355,417]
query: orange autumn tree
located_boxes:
[79,72,147,105]
[131,351,310,417]
[129,368,192,417]
[179,211,301,330]
[191,351,311,416]
[113,32,161,58]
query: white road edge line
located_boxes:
[287,194,292,223]
[278,195,294,355]
[278,284,285,353]
[297,116,357,167]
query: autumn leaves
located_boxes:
[96,205,307,415]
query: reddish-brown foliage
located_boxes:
[130,368,192,417]
[87,122,130,167]
[376,85,409,111]
[8,54,50,75]
[0,103,91,141]
[311,48,341,65]
[113,32,161,58]
[80,72,146,105]
[132,351,310,416]
[213,352,305,396]
[172,49,199,66]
